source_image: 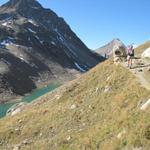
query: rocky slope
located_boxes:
[95,38,126,58]
[133,42,150,89]
[0,0,104,103]
[0,57,150,149]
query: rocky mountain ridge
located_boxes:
[0,0,104,103]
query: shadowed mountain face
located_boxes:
[0,0,104,103]
[96,39,126,58]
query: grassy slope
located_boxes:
[0,60,150,150]
[135,40,150,56]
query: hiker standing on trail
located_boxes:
[127,45,134,68]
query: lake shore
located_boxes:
[0,82,60,118]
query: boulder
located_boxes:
[6,102,27,116]
[140,99,150,111]
[142,47,150,58]
[113,45,127,63]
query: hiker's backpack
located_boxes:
[128,46,134,56]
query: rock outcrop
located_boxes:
[113,44,127,63]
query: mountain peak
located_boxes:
[1,0,42,10]
[112,38,121,42]
[111,38,124,45]
[96,38,126,57]
[0,0,103,103]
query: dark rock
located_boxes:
[138,69,143,72]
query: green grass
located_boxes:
[0,60,149,150]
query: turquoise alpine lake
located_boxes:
[0,83,59,118]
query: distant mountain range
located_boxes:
[95,39,126,58]
[0,0,104,103]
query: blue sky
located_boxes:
[0,0,150,49]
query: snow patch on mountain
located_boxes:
[19,56,37,68]
[34,35,44,44]
[2,20,12,28]
[74,62,86,72]
[1,16,12,27]
[35,35,40,40]
[2,22,8,26]
[28,19,38,26]
[51,41,56,46]
[54,28,78,57]
[0,39,13,46]
[31,7,40,9]
[27,28,36,34]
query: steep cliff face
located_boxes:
[0,0,104,103]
